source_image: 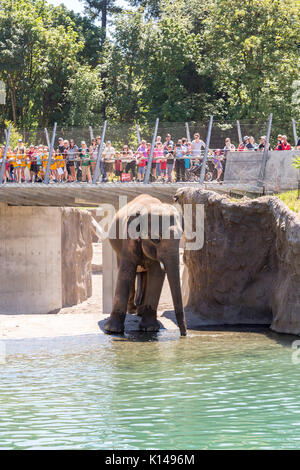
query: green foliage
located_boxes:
[65,66,104,126]
[0,0,83,128]
[202,0,300,122]
[128,0,161,18]
[82,0,122,35]
[276,190,300,216]
[0,0,299,133]
[4,120,27,149]
[292,155,300,170]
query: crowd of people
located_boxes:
[0,132,299,184]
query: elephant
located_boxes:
[104,194,187,336]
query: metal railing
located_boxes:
[0,117,298,186]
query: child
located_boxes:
[166,145,174,182]
[160,153,167,182]
[114,152,123,182]
[137,151,146,181]
[212,149,223,182]
[80,147,92,183]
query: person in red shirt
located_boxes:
[137,151,146,181]
[160,153,167,181]
[275,135,291,150]
[114,151,123,182]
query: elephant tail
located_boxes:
[134,271,147,307]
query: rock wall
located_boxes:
[61,208,93,307]
[176,188,300,335]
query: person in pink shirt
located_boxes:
[154,142,164,180]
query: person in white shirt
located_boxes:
[223,137,236,157]
[102,141,115,182]
[191,133,206,160]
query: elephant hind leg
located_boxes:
[138,305,160,332]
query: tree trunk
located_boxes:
[102,0,107,38]
[8,75,17,123]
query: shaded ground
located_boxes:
[0,243,180,339]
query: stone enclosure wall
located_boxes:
[176,189,300,335]
[61,208,93,307]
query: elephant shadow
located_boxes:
[98,313,166,339]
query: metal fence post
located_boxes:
[89,126,94,142]
[144,118,159,185]
[236,120,243,144]
[0,124,12,184]
[43,122,57,184]
[257,113,273,188]
[136,124,141,145]
[185,122,191,142]
[199,116,214,185]
[292,118,298,147]
[92,120,107,184]
[44,128,50,147]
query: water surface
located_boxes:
[1,328,300,450]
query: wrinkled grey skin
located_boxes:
[104,195,187,336]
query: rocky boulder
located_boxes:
[176,188,300,335]
[61,208,93,307]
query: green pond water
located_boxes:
[1,328,300,450]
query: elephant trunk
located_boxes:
[164,254,187,336]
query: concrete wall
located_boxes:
[0,204,62,314]
[224,150,299,191]
[264,151,299,191]
[0,205,93,314]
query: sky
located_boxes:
[48,0,128,15]
[49,0,84,14]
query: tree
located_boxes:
[202,0,300,122]
[100,10,145,122]
[128,0,161,18]
[65,65,104,126]
[81,0,122,42]
[0,0,82,127]
[51,6,104,67]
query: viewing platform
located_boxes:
[0,182,264,207]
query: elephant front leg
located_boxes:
[138,262,165,332]
[104,259,137,334]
